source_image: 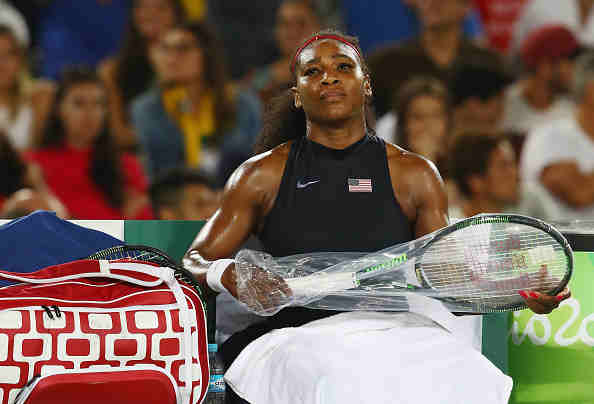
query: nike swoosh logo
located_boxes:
[296,179,320,189]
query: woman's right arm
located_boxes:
[183,150,284,298]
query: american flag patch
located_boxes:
[348,178,372,192]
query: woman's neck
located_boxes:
[305,118,367,149]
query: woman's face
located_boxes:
[133,0,178,42]
[155,28,204,84]
[0,34,22,90]
[404,94,448,162]
[276,1,321,57]
[294,39,368,124]
[59,82,107,146]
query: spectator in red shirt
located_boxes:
[26,68,153,220]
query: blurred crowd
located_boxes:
[1,0,594,224]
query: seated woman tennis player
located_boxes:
[184,30,570,404]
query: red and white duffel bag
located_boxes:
[0,251,209,404]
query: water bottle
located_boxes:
[206,343,226,403]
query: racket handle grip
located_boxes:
[285,272,356,296]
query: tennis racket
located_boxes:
[234,214,573,315]
[84,245,204,297]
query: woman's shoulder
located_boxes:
[384,142,442,182]
[384,141,434,167]
[218,141,292,212]
[241,141,292,174]
[228,141,292,187]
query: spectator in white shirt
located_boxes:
[520,50,594,221]
[502,25,580,136]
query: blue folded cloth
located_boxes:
[0,211,123,285]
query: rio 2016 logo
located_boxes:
[511,298,594,347]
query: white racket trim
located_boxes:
[285,272,356,296]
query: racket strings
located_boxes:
[418,223,569,305]
[87,246,174,267]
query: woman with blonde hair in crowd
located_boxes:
[0,24,54,150]
[26,68,152,220]
[99,0,186,150]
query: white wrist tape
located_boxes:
[206,259,234,293]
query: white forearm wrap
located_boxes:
[206,259,234,293]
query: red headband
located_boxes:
[291,34,362,74]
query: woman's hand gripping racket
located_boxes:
[233,214,573,316]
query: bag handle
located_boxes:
[0,259,194,403]
[0,260,168,287]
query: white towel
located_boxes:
[225,311,511,404]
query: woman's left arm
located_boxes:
[404,153,570,315]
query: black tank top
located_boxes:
[220,134,414,376]
[259,134,413,255]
